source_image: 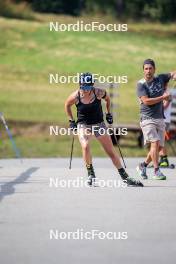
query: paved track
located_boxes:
[0,158,176,264]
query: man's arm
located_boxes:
[140,92,170,106]
[64,91,78,120]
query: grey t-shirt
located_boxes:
[137,73,171,120]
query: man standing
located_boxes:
[136,59,176,180]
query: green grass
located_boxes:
[0,16,176,157]
[1,132,175,158]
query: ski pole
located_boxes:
[69,136,74,169]
[115,137,127,168]
[109,124,126,168]
[0,112,22,160]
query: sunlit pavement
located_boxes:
[0,158,176,264]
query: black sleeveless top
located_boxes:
[76,89,104,125]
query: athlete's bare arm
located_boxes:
[65,90,78,120]
[95,88,111,113]
[104,94,111,113]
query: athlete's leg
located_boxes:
[159,146,169,166]
[77,126,96,185]
[137,120,153,177]
[145,150,152,164]
[159,144,167,156]
[145,146,167,164]
[77,126,92,165]
[97,134,143,186]
[144,142,166,180]
[138,120,160,178]
[137,141,160,179]
[150,141,160,169]
[144,133,166,166]
[159,123,169,157]
[159,127,169,167]
[150,142,166,180]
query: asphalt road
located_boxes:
[0,157,176,264]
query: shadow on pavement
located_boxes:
[0,167,39,202]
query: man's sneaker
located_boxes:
[87,165,96,186]
[136,163,148,179]
[125,177,144,187]
[159,156,169,167]
[152,169,166,180]
[159,159,169,168]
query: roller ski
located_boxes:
[119,168,144,187]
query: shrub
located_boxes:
[0,0,34,20]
